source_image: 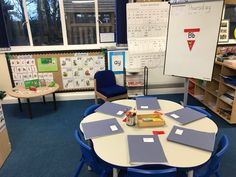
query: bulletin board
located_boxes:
[6,50,106,91]
[164,0,224,81]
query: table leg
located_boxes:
[18,98,22,112]
[43,96,46,104]
[113,168,119,177]
[53,93,57,111]
[187,170,194,177]
[27,98,32,119]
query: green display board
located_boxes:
[37,58,58,72]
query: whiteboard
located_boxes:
[164,0,224,81]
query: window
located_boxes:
[26,0,63,45]
[63,0,97,44]
[224,4,236,39]
[1,0,116,49]
[98,0,115,43]
[2,0,29,46]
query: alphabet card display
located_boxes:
[60,54,105,89]
[10,57,38,86]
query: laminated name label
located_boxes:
[116,111,124,115]
[171,114,180,119]
[143,138,154,143]
[175,129,183,135]
[110,125,118,131]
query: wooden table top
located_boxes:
[7,84,59,99]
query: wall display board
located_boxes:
[60,54,105,89]
[126,1,184,87]
[164,0,224,81]
[126,2,169,69]
[7,51,106,91]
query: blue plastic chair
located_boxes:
[185,105,212,118]
[94,70,128,103]
[193,135,229,177]
[131,95,155,100]
[73,130,113,177]
[83,104,100,118]
[126,166,177,177]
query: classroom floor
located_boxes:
[0,94,235,177]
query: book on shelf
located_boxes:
[223,59,236,66]
[127,81,144,87]
[218,107,232,114]
[220,95,233,105]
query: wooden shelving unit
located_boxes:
[188,61,236,124]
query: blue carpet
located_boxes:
[0,94,235,177]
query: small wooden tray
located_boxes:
[136,113,165,128]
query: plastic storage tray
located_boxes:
[222,75,236,86]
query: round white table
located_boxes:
[80,99,218,177]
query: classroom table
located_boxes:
[80,99,218,177]
[7,84,59,119]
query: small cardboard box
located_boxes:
[137,113,165,128]
[0,128,11,168]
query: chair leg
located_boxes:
[73,159,85,177]
[88,165,92,171]
[95,94,98,104]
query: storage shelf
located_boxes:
[222,82,236,90]
[125,67,148,98]
[188,60,236,124]
[219,97,233,106]
[212,77,220,82]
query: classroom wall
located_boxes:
[0,54,11,91]
[0,51,184,104]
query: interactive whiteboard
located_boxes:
[164,0,224,81]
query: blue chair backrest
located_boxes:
[83,104,100,118]
[209,135,229,172]
[94,70,116,89]
[185,105,212,118]
[74,130,99,167]
[127,167,177,177]
[132,96,155,100]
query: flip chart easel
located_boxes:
[164,0,224,106]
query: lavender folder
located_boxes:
[95,102,132,117]
[136,97,161,110]
[128,135,167,164]
[167,126,216,152]
[81,118,124,140]
[165,107,207,124]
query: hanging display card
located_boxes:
[126,2,169,69]
[37,58,58,72]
